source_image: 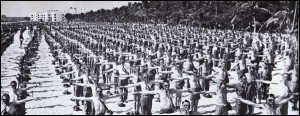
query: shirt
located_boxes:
[1,102,17,115]
[160,89,175,110]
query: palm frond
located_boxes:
[231,15,237,24]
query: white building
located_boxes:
[30,7,84,22]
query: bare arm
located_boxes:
[200,72,219,79]
[105,93,125,99]
[18,85,38,91]
[72,96,93,101]
[256,55,267,57]
[104,68,116,73]
[226,83,238,88]
[98,83,117,86]
[255,80,278,84]
[229,49,237,53]
[158,71,174,74]
[119,83,141,88]
[235,97,262,108]
[71,75,84,81]
[183,70,194,75]
[147,66,160,69]
[15,97,37,104]
[21,81,41,85]
[95,61,107,64]
[194,91,216,95]
[174,59,187,64]
[278,93,299,105]
[149,80,164,84]
[61,71,74,75]
[133,90,160,95]
[102,62,114,65]
[73,83,92,87]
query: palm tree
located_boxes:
[231,1,271,32]
[259,1,298,33]
[141,1,149,23]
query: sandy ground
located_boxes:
[1,29,32,90]
[1,31,299,115]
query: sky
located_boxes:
[1,1,140,17]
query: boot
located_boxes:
[118,102,126,107]
[63,90,71,95]
[73,106,82,111]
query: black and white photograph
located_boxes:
[1,1,299,115]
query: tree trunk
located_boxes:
[253,16,256,33]
[292,1,298,33]
[215,2,218,16]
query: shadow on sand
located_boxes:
[27,104,65,109]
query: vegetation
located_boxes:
[65,1,298,34]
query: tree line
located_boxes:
[64,1,298,34]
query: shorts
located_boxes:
[176,80,184,89]
[140,95,153,115]
[250,59,259,64]
[246,82,257,101]
[200,79,209,91]
[75,85,83,97]
[159,109,174,114]
[235,101,247,115]
[215,105,228,115]
[289,81,299,93]
[191,88,201,100]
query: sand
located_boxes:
[1,30,298,115]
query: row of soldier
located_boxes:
[1,26,43,115]
[47,22,298,115]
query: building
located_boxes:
[30,7,85,22]
[1,15,27,22]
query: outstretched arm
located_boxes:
[278,93,299,105]
[174,59,187,64]
[61,71,74,75]
[194,91,216,95]
[21,81,41,85]
[95,61,107,64]
[234,97,262,108]
[71,76,83,81]
[168,77,189,81]
[119,83,141,89]
[19,85,38,91]
[200,72,219,79]
[149,80,164,84]
[98,83,117,87]
[255,80,278,84]
[229,49,237,53]
[118,75,134,79]
[226,83,238,88]
[183,70,194,75]
[104,68,116,73]
[15,97,39,104]
[147,66,160,69]
[72,96,93,101]
[158,71,174,74]
[105,93,126,99]
[132,90,160,95]
[73,83,92,87]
